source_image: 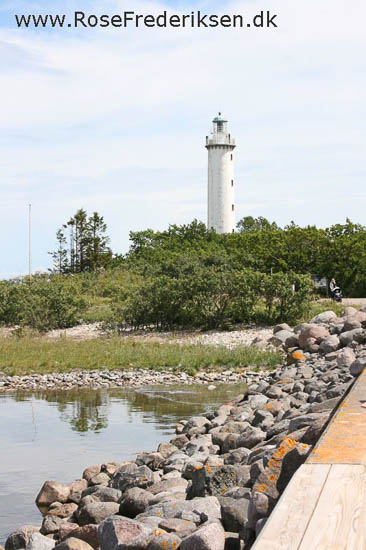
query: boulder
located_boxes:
[236,426,266,449]
[246,491,270,531]
[156,443,177,459]
[25,534,55,550]
[40,516,63,536]
[119,488,154,518]
[98,516,152,550]
[337,348,356,368]
[311,311,337,324]
[81,488,122,505]
[354,311,366,324]
[187,464,250,499]
[319,335,340,354]
[342,319,361,332]
[270,330,294,347]
[135,453,164,472]
[77,502,120,526]
[54,539,93,550]
[61,525,99,550]
[36,482,70,508]
[83,466,102,484]
[182,416,210,434]
[276,443,311,494]
[350,354,366,377]
[179,522,225,550]
[253,437,302,501]
[47,503,78,519]
[5,527,40,550]
[288,412,331,433]
[149,478,188,496]
[69,481,88,505]
[298,325,330,349]
[218,496,249,532]
[88,474,110,487]
[146,532,181,550]
[136,497,221,525]
[343,307,358,317]
[157,518,196,538]
[109,465,154,492]
[273,323,292,334]
[339,328,364,346]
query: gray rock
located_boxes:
[68,480,88,505]
[148,478,188,495]
[25,534,55,550]
[82,466,102,484]
[77,502,120,526]
[218,497,249,533]
[246,491,270,531]
[179,522,225,550]
[273,323,292,334]
[270,330,294,347]
[60,525,99,550]
[158,518,196,538]
[135,453,164,472]
[350,355,366,377]
[339,329,364,346]
[36,482,70,508]
[146,533,181,550]
[156,442,177,459]
[119,488,154,518]
[98,516,152,550]
[337,348,356,367]
[187,465,250,499]
[54,539,94,550]
[311,311,337,324]
[109,465,154,492]
[319,336,340,354]
[289,412,331,433]
[5,527,40,550]
[276,443,312,494]
[236,426,266,450]
[182,416,210,433]
[342,319,362,332]
[40,516,63,536]
[136,497,221,525]
[224,447,250,465]
[81,488,122,505]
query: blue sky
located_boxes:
[1,0,366,277]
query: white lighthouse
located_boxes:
[206,113,236,234]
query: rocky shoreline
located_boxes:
[0,369,255,393]
[3,306,366,550]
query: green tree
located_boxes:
[50,209,112,273]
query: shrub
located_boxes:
[0,274,86,332]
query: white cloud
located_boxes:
[0,0,366,275]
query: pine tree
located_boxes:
[50,209,113,273]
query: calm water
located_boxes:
[0,383,245,544]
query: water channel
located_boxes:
[0,383,245,544]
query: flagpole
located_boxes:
[29,203,32,278]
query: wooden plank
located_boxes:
[252,464,330,550]
[309,370,366,465]
[298,464,366,550]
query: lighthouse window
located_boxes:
[231,154,233,161]
[232,204,234,211]
[231,180,234,187]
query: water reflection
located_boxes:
[11,384,246,435]
[0,383,245,544]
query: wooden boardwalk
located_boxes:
[253,369,366,550]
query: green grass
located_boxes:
[0,336,283,377]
